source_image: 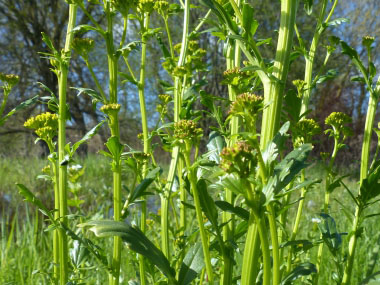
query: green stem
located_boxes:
[300,0,329,115]
[241,218,260,285]
[85,59,107,103]
[184,151,214,284]
[137,15,150,285]
[267,204,280,285]
[255,213,271,285]
[52,161,59,284]
[57,4,77,285]
[164,18,174,58]
[342,85,379,284]
[0,90,9,118]
[260,0,298,150]
[286,171,306,273]
[104,4,122,285]
[314,136,339,285]
[221,40,240,285]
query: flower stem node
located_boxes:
[292,79,306,97]
[220,141,257,178]
[229,93,263,131]
[112,0,138,17]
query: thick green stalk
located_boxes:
[241,216,260,285]
[342,86,379,284]
[104,5,122,285]
[260,0,298,149]
[57,4,77,284]
[183,151,214,283]
[221,42,240,285]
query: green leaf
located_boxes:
[41,32,56,52]
[178,243,204,285]
[71,24,101,35]
[72,87,105,104]
[317,213,342,254]
[80,220,176,280]
[197,179,218,228]
[213,173,245,195]
[206,131,225,164]
[326,18,349,27]
[262,121,290,167]
[128,167,161,204]
[215,200,250,220]
[0,95,39,126]
[71,121,105,155]
[316,69,338,84]
[360,162,380,204]
[199,0,238,33]
[16,184,53,221]
[263,144,312,202]
[105,136,123,161]
[281,262,317,284]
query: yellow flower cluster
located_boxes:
[24,112,58,140]
[100,104,121,115]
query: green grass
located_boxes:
[1,157,380,284]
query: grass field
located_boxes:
[1,157,380,284]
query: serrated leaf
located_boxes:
[178,243,204,285]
